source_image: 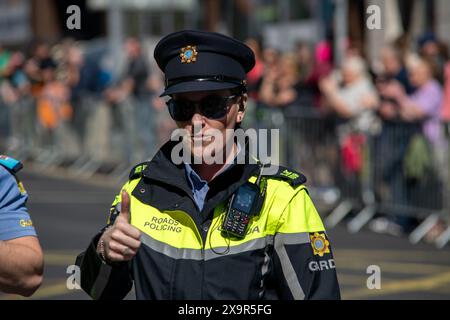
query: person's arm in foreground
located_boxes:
[0,167,43,296]
[0,237,43,296]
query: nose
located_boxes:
[190,112,205,134]
[191,111,204,124]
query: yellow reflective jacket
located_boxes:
[76,141,340,300]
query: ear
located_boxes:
[236,94,248,123]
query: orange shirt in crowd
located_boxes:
[37,81,72,130]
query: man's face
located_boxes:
[409,62,431,87]
[172,89,246,163]
[380,49,400,75]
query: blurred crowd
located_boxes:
[0,38,173,169]
[244,32,450,239]
[1,32,450,239]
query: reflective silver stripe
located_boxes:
[275,232,310,245]
[140,233,203,260]
[274,232,309,300]
[205,236,272,261]
[258,239,273,299]
[140,233,274,261]
[90,261,112,299]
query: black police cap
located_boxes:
[154,30,255,97]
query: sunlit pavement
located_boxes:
[2,168,449,300]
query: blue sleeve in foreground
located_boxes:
[0,167,37,241]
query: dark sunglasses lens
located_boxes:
[200,96,228,119]
[167,100,194,121]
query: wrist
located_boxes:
[98,237,107,262]
[97,227,112,263]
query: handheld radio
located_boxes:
[221,164,266,238]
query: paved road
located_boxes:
[1,167,449,300]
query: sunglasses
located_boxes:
[166,95,239,121]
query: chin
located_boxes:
[190,141,223,164]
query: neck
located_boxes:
[192,143,237,183]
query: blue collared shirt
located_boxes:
[184,144,242,211]
[0,166,37,240]
[184,164,209,211]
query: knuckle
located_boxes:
[109,241,119,251]
[108,252,121,262]
[111,230,122,241]
[115,220,125,228]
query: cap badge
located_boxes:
[180,45,198,64]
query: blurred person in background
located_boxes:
[36,58,73,159]
[0,44,12,147]
[292,42,316,108]
[242,37,265,129]
[319,56,379,133]
[381,57,445,240]
[105,38,153,163]
[147,72,176,149]
[24,42,52,99]
[440,53,450,238]
[371,46,419,235]
[382,57,443,158]
[261,47,280,75]
[442,54,450,122]
[417,32,448,84]
[244,37,264,102]
[0,51,34,156]
[295,41,334,109]
[0,44,11,82]
[319,56,379,202]
[378,46,415,94]
[64,43,85,135]
[259,52,300,108]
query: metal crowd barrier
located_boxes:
[0,93,159,185]
[278,106,450,248]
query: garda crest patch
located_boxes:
[310,232,330,257]
[180,45,198,64]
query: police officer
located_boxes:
[0,155,43,296]
[76,30,340,300]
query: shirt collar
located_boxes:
[183,142,243,183]
[184,162,208,192]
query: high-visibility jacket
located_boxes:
[76,141,340,300]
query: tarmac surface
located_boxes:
[1,166,449,300]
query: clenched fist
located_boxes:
[97,191,141,262]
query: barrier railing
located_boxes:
[278,106,450,248]
[0,93,160,184]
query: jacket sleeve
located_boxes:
[270,186,341,300]
[75,190,133,300]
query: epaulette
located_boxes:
[129,161,150,180]
[261,165,307,187]
[0,155,23,175]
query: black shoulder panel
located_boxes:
[262,165,307,187]
[129,162,150,180]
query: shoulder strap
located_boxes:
[129,161,150,180]
[0,155,23,174]
[261,165,307,187]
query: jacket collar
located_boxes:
[141,139,260,215]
